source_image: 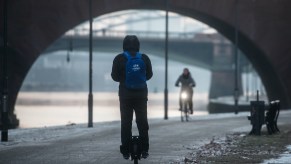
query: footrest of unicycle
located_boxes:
[131,136,141,161]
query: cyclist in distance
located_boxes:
[175,68,196,114]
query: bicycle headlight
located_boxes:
[181,92,188,99]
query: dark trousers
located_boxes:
[119,98,149,153]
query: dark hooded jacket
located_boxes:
[175,73,196,92]
[111,35,153,99]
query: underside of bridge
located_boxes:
[1,0,291,127]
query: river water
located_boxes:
[15,51,210,128]
[15,92,209,128]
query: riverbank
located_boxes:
[174,121,291,163]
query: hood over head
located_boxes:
[123,35,140,52]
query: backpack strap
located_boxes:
[123,51,142,59]
[123,51,131,60]
[135,52,142,58]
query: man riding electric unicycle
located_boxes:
[111,35,153,162]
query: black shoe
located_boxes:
[141,151,149,159]
[190,109,193,114]
[122,153,130,160]
[120,145,130,160]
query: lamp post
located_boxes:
[234,0,239,114]
[246,64,250,102]
[88,0,93,127]
[164,0,169,120]
[1,0,9,142]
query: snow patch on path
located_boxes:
[262,145,291,164]
[0,121,120,151]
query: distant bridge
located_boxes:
[45,30,222,70]
[45,30,247,99]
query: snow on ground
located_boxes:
[1,110,291,163]
[0,121,119,151]
[0,112,250,151]
[262,145,291,164]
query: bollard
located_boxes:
[1,94,9,142]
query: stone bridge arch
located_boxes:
[1,0,291,126]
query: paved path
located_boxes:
[1,111,291,164]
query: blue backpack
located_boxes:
[123,51,147,90]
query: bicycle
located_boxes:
[180,91,190,122]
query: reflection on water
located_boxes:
[15,92,208,128]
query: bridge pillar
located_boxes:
[209,41,243,99]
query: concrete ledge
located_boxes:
[207,102,251,114]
